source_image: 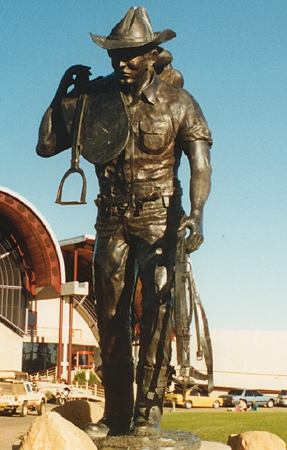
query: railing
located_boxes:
[30,367,105,399]
[30,365,57,381]
[72,382,105,399]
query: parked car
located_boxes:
[277,390,287,406]
[0,380,46,416]
[220,389,276,408]
[165,387,223,409]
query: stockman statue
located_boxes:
[37,6,212,437]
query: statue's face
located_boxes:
[109,47,155,90]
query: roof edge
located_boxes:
[0,186,66,284]
[59,235,95,247]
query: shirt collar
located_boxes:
[142,72,159,105]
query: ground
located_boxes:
[0,403,54,450]
[1,404,287,449]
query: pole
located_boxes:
[67,296,73,384]
[57,296,64,380]
[67,248,78,384]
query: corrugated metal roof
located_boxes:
[0,187,65,298]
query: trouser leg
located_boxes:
[133,236,175,435]
[134,303,173,435]
[93,225,136,435]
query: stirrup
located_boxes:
[55,167,87,205]
[55,94,88,205]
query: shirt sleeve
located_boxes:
[177,90,213,148]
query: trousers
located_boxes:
[93,197,183,430]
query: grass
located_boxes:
[162,408,287,444]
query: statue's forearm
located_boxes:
[186,140,212,217]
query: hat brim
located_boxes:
[90,29,176,50]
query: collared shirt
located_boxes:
[96,72,212,198]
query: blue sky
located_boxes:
[1,1,287,331]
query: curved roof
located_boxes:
[0,187,65,298]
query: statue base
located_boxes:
[93,430,201,449]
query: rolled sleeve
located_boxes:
[178,91,213,148]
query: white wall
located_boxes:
[212,329,287,391]
[33,298,97,346]
[0,323,23,371]
[171,329,287,392]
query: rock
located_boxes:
[52,399,104,429]
[20,411,97,450]
[227,431,286,450]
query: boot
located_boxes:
[84,388,113,439]
[132,403,162,436]
[106,363,134,436]
[84,395,133,438]
[84,417,110,439]
[85,361,134,438]
[132,301,173,436]
[132,367,168,436]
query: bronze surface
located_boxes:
[36,6,213,437]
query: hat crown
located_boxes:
[90,6,176,50]
[108,7,154,43]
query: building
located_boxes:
[210,329,287,392]
[0,187,99,383]
[1,187,286,392]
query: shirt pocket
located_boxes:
[139,120,171,154]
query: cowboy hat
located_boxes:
[90,6,176,50]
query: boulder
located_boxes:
[52,399,104,429]
[227,431,286,450]
[20,411,97,450]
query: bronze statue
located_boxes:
[37,6,212,438]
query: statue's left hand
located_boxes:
[180,212,204,253]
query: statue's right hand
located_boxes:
[50,64,91,108]
[59,65,92,94]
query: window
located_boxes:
[246,390,255,396]
[28,310,37,333]
[228,390,243,396]
[252,390,262,396]
[25,383,32,393]
[22,343,58,373]
[0,223,28,333]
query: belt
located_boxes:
[95,189,162,208]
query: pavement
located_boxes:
[0,404,55,450]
